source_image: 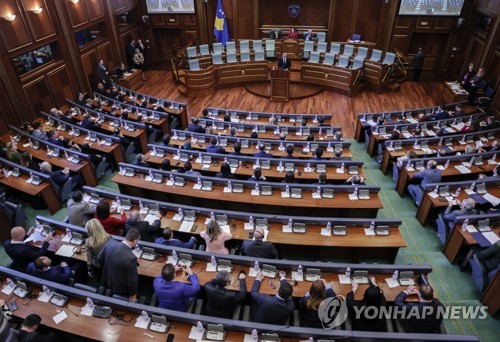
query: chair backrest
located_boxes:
[351,56,365,69]
[317,42,327,53]
[213,42,223,54]
[308,51,320,64]
[188,59,200,71]
[317,32,326,42]
[226,51,237,63]
[226,41,236,52]
[356,47,368,59]
[270,29,282,39]
[61,176,74,203]
[265,40,275,50]
[252,40,263,51]
[239,40,250,52]
[369,49,382,62]
[343,44,354,56]
[199,44,210,56]
[323,53,335,65]
[254,50,265,61]
[186,46,197,58]
[330,43,341,55]
[337,55,350,68]
[352,33,361,41]
[240,50,250,62]
[382,52,396,65]
[304,40,314,52]
[212,53,223,65]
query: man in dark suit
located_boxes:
[425,109,449,121]
[303,29,314,41]
[253,143,273,158]
[31,122,47,141]
[127,39,136,67]
[251,271,294,324]
[97,59,110,87]
[467,67,485,104]
[204,270,247,318]
[14,314,57,342]
[125,210,162,243]
[394,284,444,333]
[75,93,86,106]
[98,229,140,301]
[241,226,278,259]
[206,136,226,154]
[442,198,477,229]
[155,227,196,249]
[188,118,204,133]
[79,114,101,131]
[278,53,291,71]
[153,263,200,311]
[229,142,242,156]
[408,160,442,206]
[39,162,70,188]
[3,226,52,272]
[310,147,323,161]
[412,48,425,82]
[26,257,72,284]
[460,63,476,88]
[47,130,64,147]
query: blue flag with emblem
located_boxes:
[214,0,229,46]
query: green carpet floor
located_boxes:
[0,139,498,341]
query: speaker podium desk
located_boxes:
[270,69,290,101]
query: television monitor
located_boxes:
[398,0,464,16]
[146,0,195,14]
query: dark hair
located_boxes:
[126,228,141,242]
[306,134,314,141]
[210,137,217,145]
[318,116,325,124]
[258,143,265,151]
[278,282,293,300]
[81,143,92,154]
[162,134,171,145]
[202,109,208,117]
[318,172,326,183]
[254,168,262,179]
[284,171,295,183]
[301,119,307,127]
[95,201,110,220]
[32,122,41,130]
[250,131,258,139]
[229,127,237,136]
[351,175,361,184]
[48,130,57,138]
[34,257,47,270]
[223,114,231,122]
[161,263,176,281]
[23,314,42,328]
[220,162,231,177]
[233,142,241,153]
[184,161,193,171]
[363,284,384,306]
[192,118,199,124]
[162,227,173,240]
[72,191,83,202]
[315,148,323,158]
[161,159,172,171]
[419,284,434,300]
[286,145,294,155]
[215,271,230,287]
[113,128,120,136]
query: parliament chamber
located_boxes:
[0,0,499,341]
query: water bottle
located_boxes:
[227,180,232,190]
[86,297,95,310]
[345,267,351,278]
[389,141,393,149]
[462,219,469,232]
[249,216,254,226]
[210,211,215,220]
[211,256,216,267]
[354,187,359,197]
[433,185,439,194]
[469,182,476,191]
[278,161,283,171]
[256,159,260,167]
[139,310,148,322]
[116,196,121,206]
[254,260,260,272]
[341,162,345,172]
[43,285,51,297]
[119,166,124,174]
[444,160,450,169]
[286,185,290,194]
[491,153,497,162]
[326,222,331,232]
[392,270,399,280]
[317,186,321,195]
[307,163,311,170]
[152,147,157,156]
[139,201,144,211]
[178,208,183,218]
[197,178,202,187]
[327,141,331,150]
[300,127,303,135]
[169,174,174,183]
[308,337,314,342]
[6,278,15,289]
[369,220,375,231]
[413,139,418,148]
[176,150,181,158]
[255,183,259,192]
[297,265,303,276]
[66,228,72,239]
[439,137,443,145]
[251,329,258,341]
[279,142,283,150]
[149,170,153,179]
[288,218,293,227]
[254,125,258,132]
[224,157,228,164]
[197,321,204,332]
[172,250,178,262]
[319,127,322,135]
[306,143,310,151]
[454,187,461,198]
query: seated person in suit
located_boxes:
[26,256,72,284]
[204,270,247,318]
[395,284,444,333]
[79,113,101,131]
[483,116,500,130]
[153,263,201,311]
[216,162,235,179]
[67,191,95,227]
[230,142,242,156]
[311,147,323,160]
[442,198,477,229]
[318,116,329,126]
[200,219,233,254]
[347,276,387,331]
[206,136,226,154]
[315,172,327,185]
[278,53,291,70]
[75,92,86,106]
[251,271,295,324]
[47,130,64,147]
[21,151,40,172]
[39,162,69,188]
[248,167,266,182]
[332,131,343,141]
[14,314,57,342]
[125,210,162,243]
[304,29,314,41]
[229,127,237,137]
[184,161,201,177]
[344,175,365,186]
[283,171,296,183]
[424,109,449,121]
[254,143,273,158]
[188,118,204,133]
[159,134,171,147]
[241,226,278,259]
[408,160,442,206]
[3,226,52,272]
[133,153,148,167]
[299,279,336,328]
[411,127,422,138]
[31,122,47,140]
[333,148,349,160]
[452,104,466,117]
[467,67,486,103]
[155,227,196,249]
[478,139,499,152]
[160,159,172,171]
[271,30,282,39]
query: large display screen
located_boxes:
[145,0,195,14]
[398,0,465,16]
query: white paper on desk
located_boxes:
[445,127,456,133]
[327,147,334,152]
[172,214,183,221]
[321,228,331,237]
[292,271,304,282]
[483,193,500,207]
[336,168,344,174]
[282,225,292,233]
[166,256,177,264]
[429,192,439,199]
[172,155,180,160]
[436,165,445,171]
[24,230,44,244]
[61,234,71,243]
[402,132,412,139]
[386,147,395,151]
[139,208,148,215]
[53,311,68,324]
[312,192,321,199]
[188,326,204,340]
[348,194,358,200]
[206,262,217,272]
[230,167,237,173]
[143,214,157,225]
[244,223,254,230]
[488,160,498,165]
[80,304,94,317]
[251,190,259,196]
[385,278,400,288]
[220,225,231,234]
[372,131,379,136]
[84,136,90,141]
[364,228,376,236]
[145,176,153,182]
[366,120,376,126]
[56,245,74,258]
[134,316,150,329]
[466,225,478,233]
[193,184,202,190]
[179,221,194,232]
[248,267,258,277]
[201,164,210,171]
[281,192,290,198]
[22,142,31,148]
[204,218,211,224]
[482,232,500,245]
[454,165,471,174]
[304,167,313,173]
[407,119,418,124]
[166,180,174,186]
[223,186,231,193]
[1,285,14,295]
[406,166,415,172]
[262,229,269,242]
[338,274,351,284]
[454,122,465,130]
[25,178,33,184]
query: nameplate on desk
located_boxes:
[348,194,358,200]
[385,278,399,288]
[364,228,376,236]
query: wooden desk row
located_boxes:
[113,163,383,218]
[2,126,97,187]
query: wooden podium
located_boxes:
[270,69,290,101]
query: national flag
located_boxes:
[214,0,229,46]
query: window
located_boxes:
[12,43,56,76]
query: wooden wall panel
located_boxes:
[0,0,31,52]
[185,31,198,45]
[81,50,98,92]
[66,0,88,28]
[236,0,254,39]
[354,0,382,43]
[112,0,127,13]
[469,37,485,66]
[395,16,411,29]
[484,50,500,87]
[85,0,104,20]
[332,0,354,41]
[392,34,408,52]
[259,0,330,27]
[47,66,76,109]
[434,17,453,30]
[23,0,55,42]
[96,43,114,68]
[22,77,53,120]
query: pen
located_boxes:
[144,332,154,338]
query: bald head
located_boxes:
[11,226,26,241]
[129,210,140,222]
[254,226,265,240]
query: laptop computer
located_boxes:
[260,185,272,196]
[177,132,186,140]
[70,232,84,246]
[261,160,271,170]
[89,193,100,204]
[290,188,302,199]
[201,181,213,191]
[148,315,169,333]
[438,186,450,197]
[219,138,228,147]
[352,270,369,284]
[394,141,403,150]
[358,190,370,200]
[398,271,415,286]
[147,203,160,215]
[232,183,244,193]
[477,219,491,232]
[216,259,232,272]
[11,167,20,178]
[104,138,113,146]
[31,175,42,185]
[322,188,334,199]
[120,199,132,211]
[284,163,295,172]
[202,155,212,164]
[255,218,268,229]
[375,225,390,236]
[49,293,69,307]
[414,160,424,171]
[261,264,277,278]
[180,153,189,162]
[348,166,359,175]
[292,223,307,233]
[229,159,239,169]
[241,140,249,148]
[141,247,157,261]
[204,324,226,341]
[152,173,163,184]
[475,183,487,194]
[305,268,322,282]
[13,281,29,299]
[333,225,347,236]
[184,210,196,222]
[215,214,228,226]
[174,177,185,187]
[316,164,326,173]
[124,168,135,177]
[177,253,193,267]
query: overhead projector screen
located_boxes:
[398,0,465,16]
[145,0,195,14]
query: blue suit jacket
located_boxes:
[250,279,295,324]
[413,169,442,189]
[155,237,196,249]
[50,170,70,188]
[394,291,444,333]
[47,138,64,147]
[206,145,226,154]
[26,263,72,284]
[153,274,201,311]
[187,124,204,133]
[253,151,273,158]
[427,111,449,121]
